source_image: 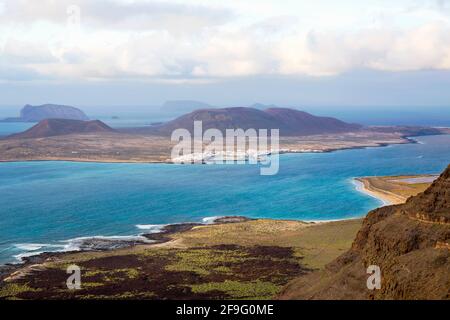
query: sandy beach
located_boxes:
[355,174,437,205]
[354,178,404,205]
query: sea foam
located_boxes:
[15,243,47,251]
[135,224,166,233]
[14,251,45,262]
[202,216,223,224]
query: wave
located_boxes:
[11,235,155,263]
[202,216,223,224]
[10,218,220,264]
[135,224,166,233]
[12,218,222,264]
[351,178,390,206]
[14,243,52,251]
[14,251,45,262]
[304,217,362,223]
[13,243,67,262]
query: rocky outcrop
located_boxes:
[7,119,115,139]
[2,104,89,122]
[400,167,450,224]
[279,165,450,300]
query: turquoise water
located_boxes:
[0,135,449,264]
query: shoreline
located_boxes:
[0,215,361,272]
[353,172,438,206]
[0,135,418,164]
[353,178,406,205]
[352,179,396,206]
[0,217,239,279]
[0,216,252,266]
[3,132,444,165]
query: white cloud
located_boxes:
[275,22,450,76]
[2,0,233,30]
[1,0,450,81]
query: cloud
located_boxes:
[276,23,450,76]
[1,0,450,81]
[2,39,57,64]
[2,0,233,32]
[436,0,450,11]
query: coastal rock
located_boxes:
[143,223,202,243]
[213,216,253,223]
[65,236,154,252]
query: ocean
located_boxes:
[0,134,449,264]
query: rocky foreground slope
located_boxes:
[280,165,450,300]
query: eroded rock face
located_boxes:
[401,167,450,223]
[280,165,450,300]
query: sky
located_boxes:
[0,0,450,110]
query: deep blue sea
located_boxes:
[0,134,449,264]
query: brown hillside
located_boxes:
[136,107,362,136]
[7,119,115,139]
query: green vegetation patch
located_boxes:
[84,267,141,282]
[0,283,40,299]
[80,282,104,288]
[191,280,280,300]
[1,243,309,299]
[165,247,250,276]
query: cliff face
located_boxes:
[280,165,450,300]
[400,167,450,223]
